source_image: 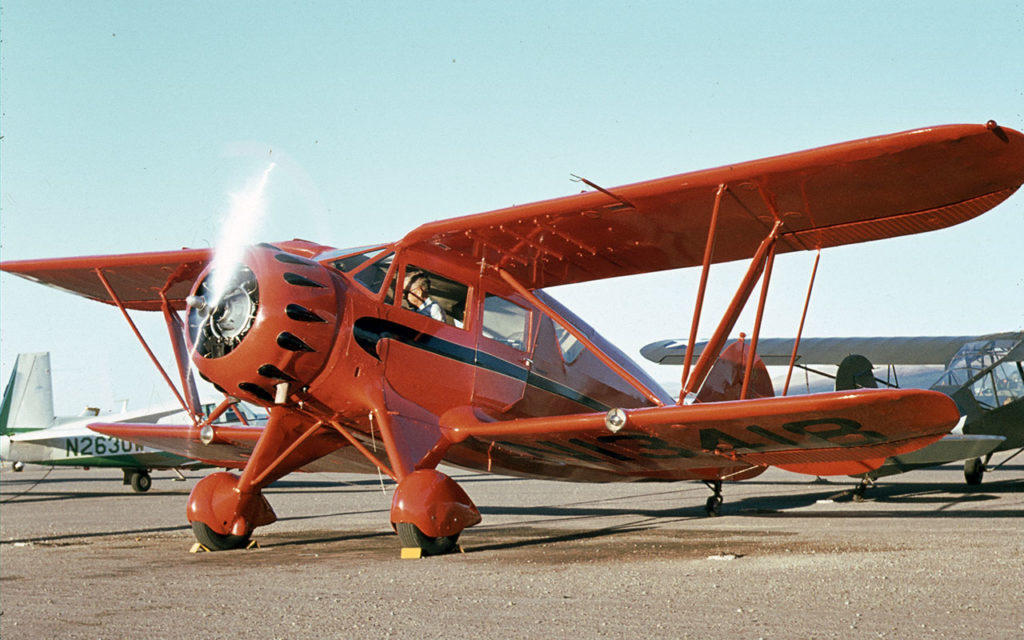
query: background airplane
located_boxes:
[0,352,264,491]
[641,332,1023,490]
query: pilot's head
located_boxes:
[403,271,430,308]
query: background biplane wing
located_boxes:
[640,334,1024,367]
[400,123,1024,289]
[441,388,958,478]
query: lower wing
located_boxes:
[442,388,959,479]
[87,423,263,468]
[87,422,382,474]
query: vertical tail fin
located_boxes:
[0,353,56,434]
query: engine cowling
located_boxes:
[185,245,342,406]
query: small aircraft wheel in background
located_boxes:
[964,458,985,485]
[852,483,867,502]
[191,521,251,551]
[705,495,723,517]
[12,461,24,472]
[395,522,460,556]
[129,471,152,493]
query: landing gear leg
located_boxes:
[390,469,481,556]
[704,480,723,516]
[185,408,333,551]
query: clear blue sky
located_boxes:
[2,1,1023,413]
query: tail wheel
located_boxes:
[130,471,152,493]
[964,458,985,485]
[191,521,251,551]
[705,495,723,517]
[395,522,460,556]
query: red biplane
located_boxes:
[3,122,1023,554]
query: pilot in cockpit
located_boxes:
[403,271,449,323]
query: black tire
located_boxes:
[395,522,460,556]
[705,495,723,517]
[130,471,152,493]
[964,458,985,486]
[191,521,250,551]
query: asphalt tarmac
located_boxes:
[1,456,1021,639]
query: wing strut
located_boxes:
[94,268,199,425]
[681,183,726,397]
[740,238,778,399]
[160,298,203,417]
[681,220,783,400]
[782,250,821,396]
[495,268,666,406]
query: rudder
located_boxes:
[0,353,56,435]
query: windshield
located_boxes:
[935,338,1024,408]
[319,245,389,272]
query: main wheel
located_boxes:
[395,522,460,556]
[191,521,251,551]
[705,495,723,517]
[964,457,985,485]
[129,471,152,493]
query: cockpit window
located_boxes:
[482,294,530,350]
[401,266,468,328]
[352,252,395,294]
[553,324,585,364]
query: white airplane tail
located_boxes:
[0,352,56,435]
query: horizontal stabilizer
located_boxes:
[862,433,1006,480]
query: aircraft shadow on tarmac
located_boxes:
[2,471,1019,552]
[477,477,1023,528]
[0,470,523,505]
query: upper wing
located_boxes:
[441,388,959,478]
[0,248,212,311]
[641,332,1024,366]
[401,123,1024,289]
